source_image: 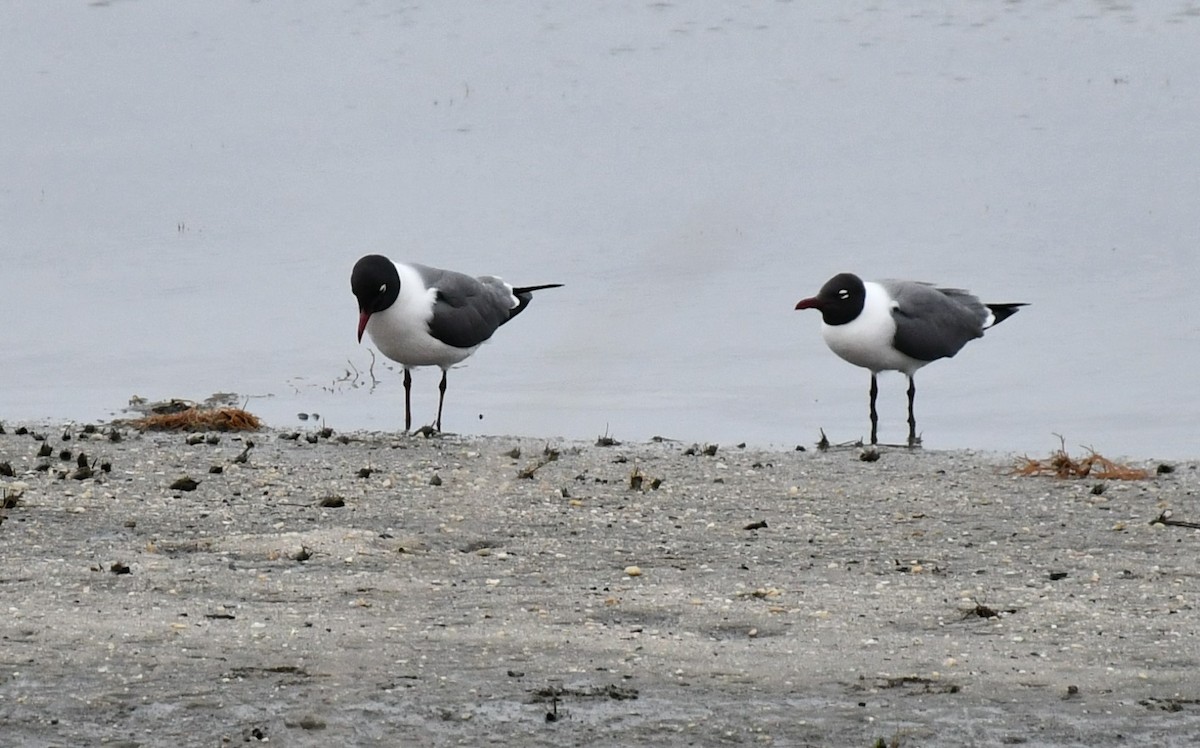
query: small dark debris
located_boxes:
[596,435,621,447]
[318,495,345,508]
[296,716,326,731]
[244,726,268,741]
[209,465,224,474]
[150,399,192,415]
[505,446,521,459]
[108,429,122,443]
[76,452,88,468]
[1048,571,1069,581]
[71,466,94,480]
[743,520,769,531]
[205,434,220,445]
[205,612,237,620]
[279,432,301,441]
[318,427,333,439]
[859,447,880,462]
[507,670,525,678]
[1139,697,1200,712]
[1063,684,1080,700]
[356,467,373,479]
[58,449,72,461]
[1157,463,1175,475]
[0,462,13,477]
[37,443,52,458]
[233,442,253,464]
[186,434,205,445]
[82,424,97,434]
[817,429,830,451]
[293,546,313,562]
[649,477,662,490]
[530,683,638,702]
[871,675,959,695]
[460,539,500,553]
[15,426,28,435]
[170,477,199,492]
[429,473,443,486]
[1091,483,1106,495]
[110,561,132,575]
[305,433,319,444]
[963,602,1016,619]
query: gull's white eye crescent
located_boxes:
[838,289,849,299]
[379,284,387,293]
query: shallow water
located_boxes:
[2,1,1198,457]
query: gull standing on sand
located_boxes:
[351,254,562,432]
[795,272,1026,447]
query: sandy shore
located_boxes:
[2,423,1199,747]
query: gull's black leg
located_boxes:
[435,370,448,432]
[869,373,879,446]
[906,375,920,448]
[403,368,413,432]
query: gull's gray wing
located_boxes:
[414,264,517,350]
[883,280,988,363]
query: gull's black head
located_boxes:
[351,254,400,342]
[794,272,866,326]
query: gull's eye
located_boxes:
[379,284,387,294]
[838,289,849,299]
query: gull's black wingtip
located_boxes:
[986,302,1028,327]
[508,283,564,320]
[512,283,564,295]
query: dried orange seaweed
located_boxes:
[1014,436,1149,480]
[131,407,261,432]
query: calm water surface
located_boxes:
[2,1,1198,457]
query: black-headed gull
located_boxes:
[796,272,1026,447]
[351,254,562,432]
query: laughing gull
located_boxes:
[795,272,1026,447]
[351,254,562,432]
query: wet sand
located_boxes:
[2,424,1199,746]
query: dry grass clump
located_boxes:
[1014,436,1150,480]
[132,405,261,432]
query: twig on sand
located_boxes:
[517,445,560,479]
[367,349,380,390]
[1150,511,1200,530]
